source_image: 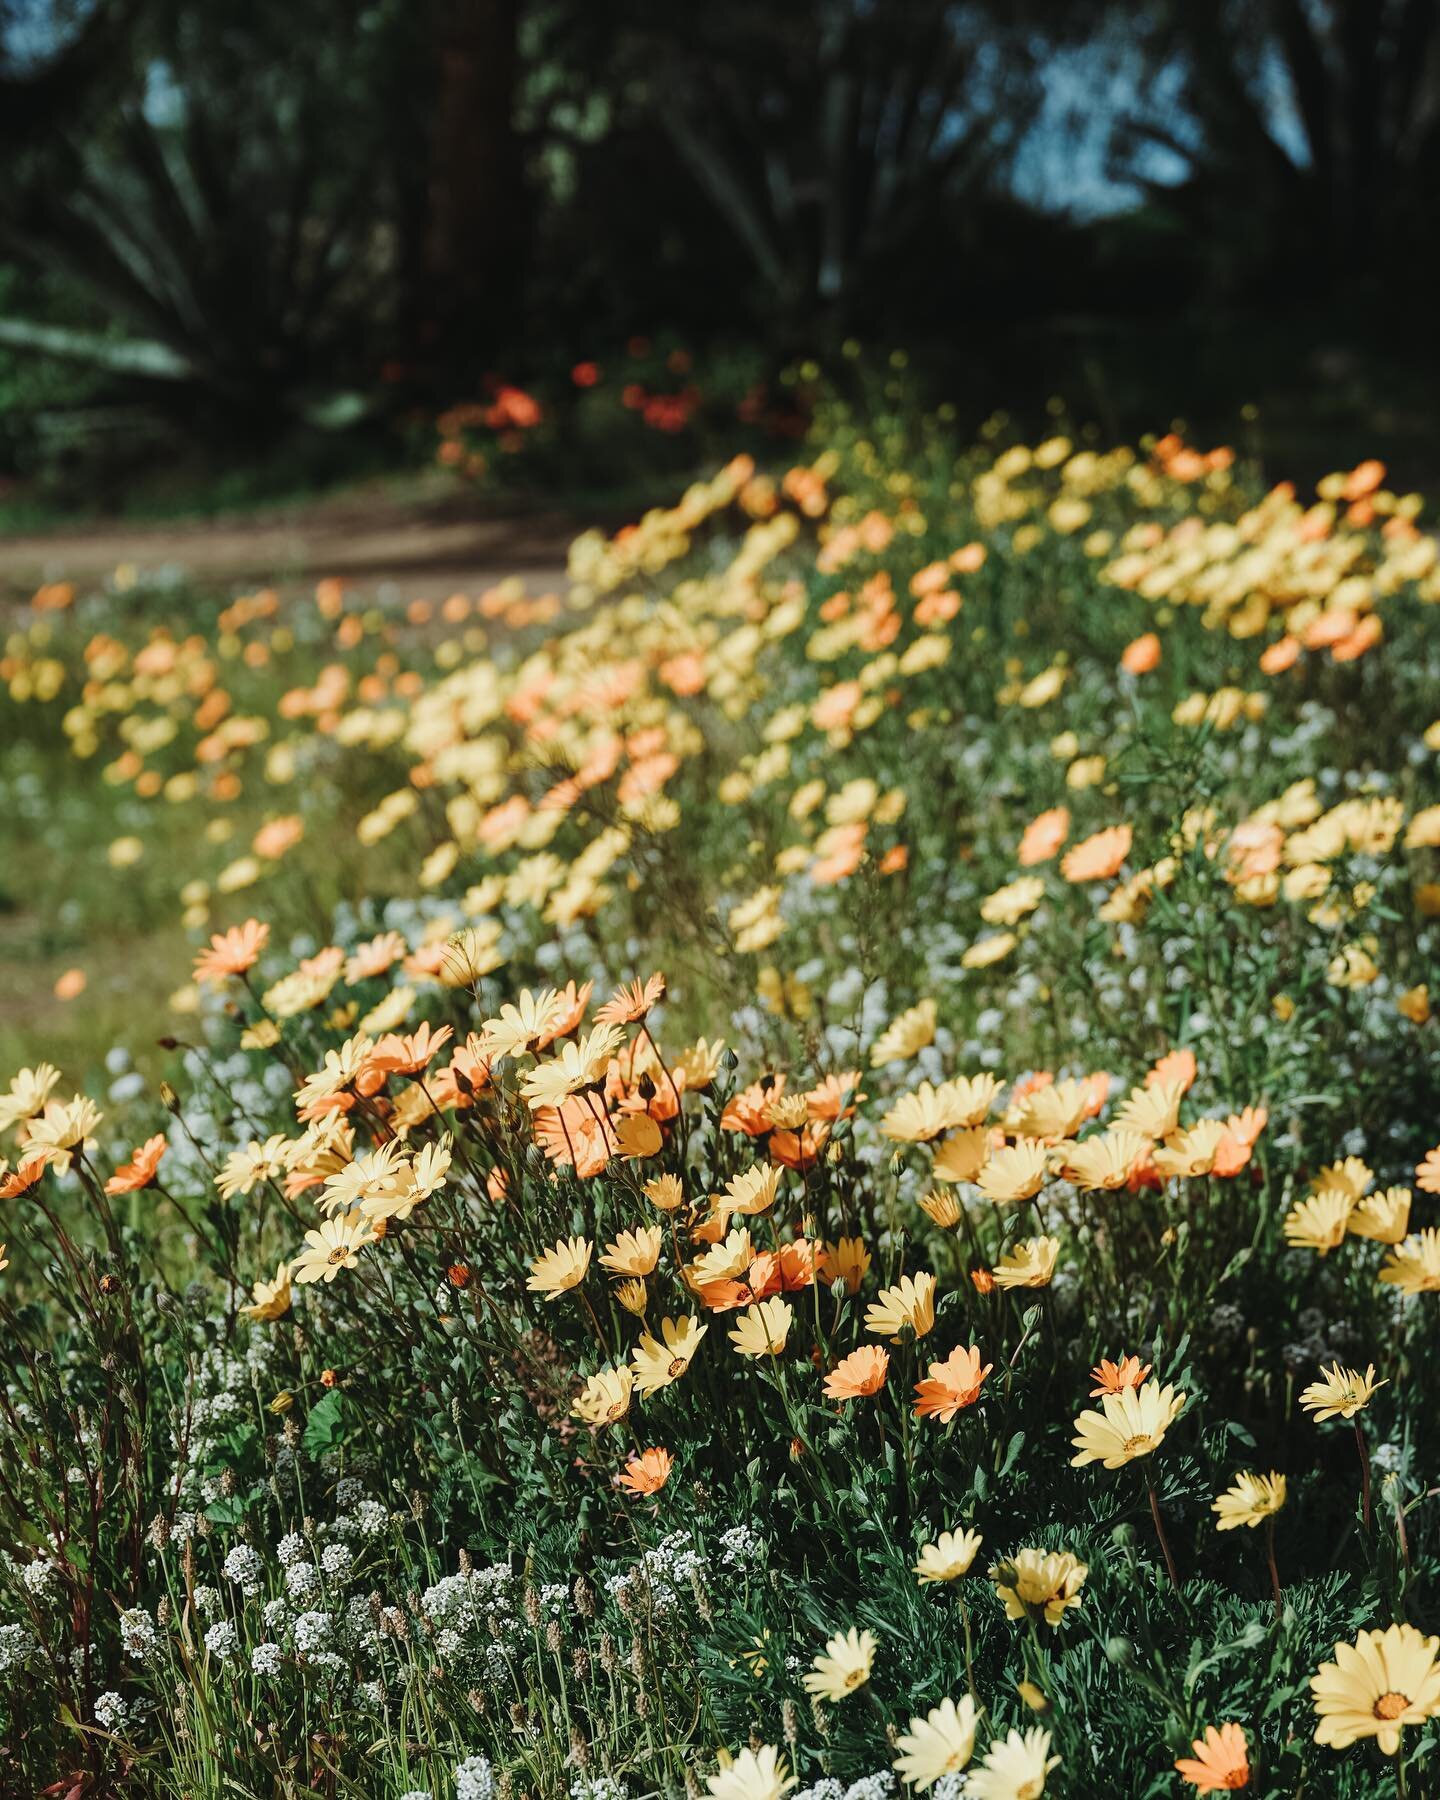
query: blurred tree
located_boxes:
[562,0,1060,334]
[1107,0,1440,292]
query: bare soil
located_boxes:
[0,475,581,603]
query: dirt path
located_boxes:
[0,475,582,602]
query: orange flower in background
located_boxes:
[1061,825,1132,883]
[1259,636,1300,675]
[534,980,593,1051]
[1121,632,1161,675]
[194,919,269,984]
[1175,1722,1250,1793]
[913,1344,993,1421]
[1343,458,1385,501]
[53,969,87,1001]
[1089,1354,1151,1397]
[618,1446,672,1496]
[723,1076,786,1136]
[105,1134,167,1196]
[1018,806,1070,867]
[1417,1145,1440,1194]
[1148,1048,1196,1093]
[823,1345,890,1401]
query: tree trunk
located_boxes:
[423,0,525,382]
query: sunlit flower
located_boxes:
[1299,1362,1385,1421]
[989,1548,1087,1626]
[600,1226,662,1277]
[20,1095,103,1174]
[1283,1188,1354,1254]
[631,1315,707,1394]
[1175,1723,1250,1793]
[869,998,937,1066]
[0,1063,61,1134]
[1088,1354,1151,1396]
[1213,1471,1287,1531]
[479,988,563,1059]
[913,1344,993,1421]
[892,1695,978,1790]
[827,1235,871,1293]
[104,1133,167,1195]
[1311,1622,1440,1755]
[193,919,269,984]
[1061,824,1131,882]
[968,1727,1060,1800]
[716,1164,781,1217]
[573,1365,634,1425]
[801,1626,875,1701]
[991,1236,1058,1290]
[240,1262,292,1321]
[976,1138,1049,1204]
[914,1528,983,1583]
[527,1235,593,1301]
[703,1745,796,1800]
[618,1446,672,1496]
[1379,1230,1440,1295]
[643,1173,685,1211]
[1071,1382,1186,1468]
[864,1271,937,1340]
[823,1345,889,1401]
[728,1296,793,1357]
[932,1127,991,1183]
[1349,1186,1411,1244]
[291,1211,377,1284]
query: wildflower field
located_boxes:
[4,396,1440,1800]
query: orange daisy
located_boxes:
[596,972,667,1026]
[823,1345,889,1402]
[194,919,269,984]
[617,1447,672,1496]
[1061,825,1133,883]
[0,1158,46,1199]
[1416,1145,1440,1194]
[1147,1048,1196,1092]
[1120,632,1161,675]
[104,1133,167,1196]
[1017,806,1070,867]
[1088,1354,1150,1397]
[1174,1722,1250,1793]
[913,1344,993,1422]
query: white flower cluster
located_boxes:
[604,1531,704,1619]
[204,1620,240,1662]
[0,1623,37,1674]
[454,1754,496,1800]
[223,1544,264,1595]
[119,1608,159,1661]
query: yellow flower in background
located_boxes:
[527,1235,593,1301]
[1348,1186,1411,1244]
[989,1548,1088,1626]
[992,1236,1059,1290]
[827,1236,871,1292]
[716,1163,781,1217]
[1212,1471,1287,1530]
[1397,984,1430,1024]
[0,1062,62,1133]
[977,1138,1049,1204]
[1314,1156,1372,1201]
[1379,1230,1440,1295]
[932,1128,991,1185]
[869,998,937,1066]
[1059,1129,1148,1192]
[728,1297,794,1358]
[918,1188,963,1228]
[240,1262,292,1322]
[1115,1079,1185,1140]
[1283,1188,1353,1254]
[1299,1362,1385,1421]
[1071,1382,1186,1469]
[644,1173,685,1211]
[864,1271,936,1340]
[962,932,1016,969]
[981,876,1045,926]
[1311,1623,1440,1755]
[801,1626,875,1701]
[914,1528,983,1583]
[892,1695,977,1790]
